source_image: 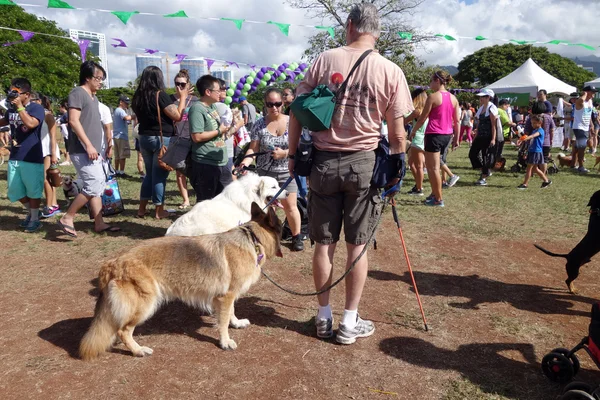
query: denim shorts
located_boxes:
[573,129,589,149]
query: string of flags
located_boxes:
[0,0,598,50]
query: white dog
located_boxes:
[166,172,287,237]
[62,176,83,207]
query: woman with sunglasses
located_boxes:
[132,66,188,219]
[239,88,304,251]
[411,70,460,207]
[171,69,197,209]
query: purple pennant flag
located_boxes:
[145,48,159,54]
[78,39,91,61]
[111,38,127,48]
[205,58,215,70]
[173,54,187,64]
[226,61,240,69]
[249,64,257,71]
[3,30,35,47]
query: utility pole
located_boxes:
[165,52,170,88]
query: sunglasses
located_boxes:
[266,102,283,108]
[175,82,187,88]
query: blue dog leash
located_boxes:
[263,175,294,210]
[381,181,402,199]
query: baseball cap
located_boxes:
[570,92,580,98]
[239,96,247,101]
[476,88,495,97]
[119,95,130,104]
[583,86,598,93]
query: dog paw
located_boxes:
[230,318,250,329]
[220,339,238,350]
[133,346,154,357]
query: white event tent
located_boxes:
[485,58,576,97]
[585,77,600,88]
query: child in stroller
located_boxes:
[542,302,600,399]
[510,128,559,174]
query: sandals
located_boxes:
[57,220,77,238]
[95,225,121,233]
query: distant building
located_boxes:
[179,58,207,85]
[212,70,235,87]
[69,29,110,89]
[136,55,164,82]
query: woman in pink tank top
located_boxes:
[411,71,460,207]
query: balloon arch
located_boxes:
[224,62,309,105]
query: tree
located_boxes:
[456,44,596,89]
[96,87,135,109]
[0,6,83,100]
[286,0,428,66]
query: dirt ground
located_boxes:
[1,194,599,400]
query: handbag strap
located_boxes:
[335,49,373,102]
[156,91,164,147]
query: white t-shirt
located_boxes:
[98,102,113,151]
[40,110,60,158]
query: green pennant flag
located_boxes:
[546,40,570,45]
[571,43,596,51]
[111,11,139,25]
[267,21,290,36]
[47,0,74,9]
[510,39,535,45]
[0,0,16,5]
[220,18,245,30]
[475,35,487,41]
[397,32,413,40]
[316,25,335,39]
[164,10,188,18]
[435,34,456,41]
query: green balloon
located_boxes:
[297,73,305,80]
[226,88,234,96]
[245,76,254,84]
[290,63,298,70]
[263,73,272,81]
[279,73,287,81]
[241,91,248,97]
[271,64,278,69]
[259,80,267,87]
[224,96,232,105]
[243,83,251,91]
[250,71,257,78]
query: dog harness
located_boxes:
[241,226,264,267]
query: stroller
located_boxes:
[509,129,560,175]
[541,302,600,399]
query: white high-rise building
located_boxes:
[212,70,235,87]
[69,29,110,89]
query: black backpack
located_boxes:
[282,196,309,241]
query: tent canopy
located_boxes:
[485,58,576,97]
[585,77,600,88]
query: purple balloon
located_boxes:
[299,63,307,70]
[234,89,241,96]
[260,67,268,73]
[252,78,260,86]
[278,65,286,72]
[256,71,264,79]
[282,63,289,68]
[251,84,257,90]
[236,82,244,90]
[288,72,296,80]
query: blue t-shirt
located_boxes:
[5,102,45,163]
[529,127,545,153]
[112,107,129,140]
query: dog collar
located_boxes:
[243,226,264,267]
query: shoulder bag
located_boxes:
[289,49,373,132]
[161,96,193,172]
[156,91,174,172]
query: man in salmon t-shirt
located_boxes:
[288,3,413,345]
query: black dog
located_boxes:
[535,190,600,293]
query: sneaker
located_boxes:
[291,234,304,252]
[24,220,42,233]
[475,178,487,186]
[441,182,449,189]
[517,184,528,190]
[447,175,460,187]
[19,214,31,228]
[541,180,552,189]
[41,205,60,218]
[408,186,424,196]
[578,167,589,174]
[425,193,434,201]
[316,317,334,339]
[424,198,445,207]
[336,315,375,345]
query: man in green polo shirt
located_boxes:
[188,74,231,201]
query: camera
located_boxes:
[6,90,19,111]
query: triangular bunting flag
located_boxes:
[111,38,127,48]
[47,0,74,9]
[0,0,16,5]
[205,59,215,70]
[164,10,188,18]
[397,32,413,40]
[475,36,487,41]
[546,40,570,45]
[267,21,290,36]
[111,11,139,25]
[510,39,535,45]
[570,43,596,51]
[78,39,90,60]
[435,34,456,41]
[145,49,159,54]
[173,54,187,64]
[316,26,335,39]
[220,18,245,30]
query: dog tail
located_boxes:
[534,244,568,258]
[79,290,119,361]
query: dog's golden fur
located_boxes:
[79,203,282,360]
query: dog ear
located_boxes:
[256,180,265,196]
[250,202,265,221]
[266,206,280,229]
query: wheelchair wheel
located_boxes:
[548,166,559,175]
[564,382,595,395]
[542,352,575,383]
[552,348,580,375]
[560,390,595,400]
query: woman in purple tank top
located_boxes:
[411,71,460,207]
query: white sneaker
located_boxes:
[447,175,460,187]
[336,315,375,345]
[316,317,333,339]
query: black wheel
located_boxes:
[560,390,595,400]
[551,348,580,375]
[510,164,520,173]
[542,352,575,383]
[564,382,594,394]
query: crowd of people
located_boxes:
[1,2,599,345]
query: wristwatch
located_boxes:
[288,153,295,160]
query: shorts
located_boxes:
[440,143,450,166]
[424,133,452,154]
[542,146,551,163]
[113,138,131,159]
[308,150,381,245]
[573,129,589,149]
[70,153,107,197]
[527,152,545,165]
[7,160,44,202]
[258,169,298,193]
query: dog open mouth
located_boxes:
[266,196,284,209]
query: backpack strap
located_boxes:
[335,49,373,102]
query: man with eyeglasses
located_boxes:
[0,78,46,232]
[58,61,120,237]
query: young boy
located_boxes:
[518,114,552,189]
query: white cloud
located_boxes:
[17,0,600,87]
